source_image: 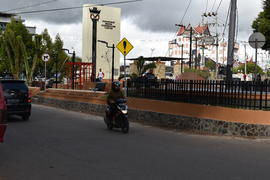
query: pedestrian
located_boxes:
[97,68,105,82]
[257,74,261,82]
[243,74,247,81]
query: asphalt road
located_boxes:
[1,104,270,180]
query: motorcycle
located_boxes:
[104,98,129,133]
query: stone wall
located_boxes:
[33,96,270,137]
[130,63,138,75]
[154,61,165,79]
[173,61,182,77]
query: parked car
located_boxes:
[0,80,31,120]
[165,72,174,79]
[0,83,7,142]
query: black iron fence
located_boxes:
[127,79,270,110]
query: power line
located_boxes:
[210,0,217,12]
[216,0,223,12]
[222,1,231,37]
[12,0,142,15]
[179,0,192,25]
[4,0,58,12]
[206,14,226,25]
[171,0,192,40]
[205,0,209,13]
[236,7,239,41]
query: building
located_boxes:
[168,24,239,67]
[0,12,36,34]
[82,4,121,80]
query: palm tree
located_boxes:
[24,35,43,84]
[1,30,25,79]
[135,56,156,77]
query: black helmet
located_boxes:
[112,81,121,91]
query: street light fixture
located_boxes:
[98,40,115,84]
[62,48,76,89]
[90,7,101,82]
[169,40,184,73]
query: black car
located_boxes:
[0,80,31,120]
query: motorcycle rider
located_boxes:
[107,81,125,121]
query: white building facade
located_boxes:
[169,25,239,66]
[0,12,36,34]
[82,4,121,80]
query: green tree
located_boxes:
[34,32,68,80]
[0,18,44,84]
[34,29,53,77]
[48,34,68,80]
[252,0,270,50]
[134,56,156,77]
[236,63,263,74]
[0,29,27,79]
[0,19,33,79]
[24,35,43,84]
[205,60,216,71]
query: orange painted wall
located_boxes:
[36,88,270,126]
[127,98,270,125]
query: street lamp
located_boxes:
[169,39,184,73]
[98,40,115,84]
[62,48,76,89]
[90,7,101,82]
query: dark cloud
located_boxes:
[1,0,263,35]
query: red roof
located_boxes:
[177,24,210,36]
[177,26,186,36]
[194,25,209,35]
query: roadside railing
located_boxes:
[127,79,270,110]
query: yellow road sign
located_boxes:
[116,38,134,56]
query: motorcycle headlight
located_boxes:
[121,110,128,114]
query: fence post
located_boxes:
[189,80,193,103]
[126,79,129,97]
[164,79,168,99]
[260,81,263,110]
[265,80,268,110]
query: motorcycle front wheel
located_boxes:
[104,116,113,130]
[121,118,129,134]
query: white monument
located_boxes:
[82,4,121,80]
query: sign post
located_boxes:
[42,54,50,91]
[116,38,134,96]
[248,32,266,79]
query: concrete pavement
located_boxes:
[1,104,270,180]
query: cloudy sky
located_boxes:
[0,0,265,61]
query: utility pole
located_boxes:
[181,44,184,73]
[202,39,205,67]
[55,54,58,88]
[195,37,198,69]
[189,25,193,69]
[203,12,219,78]
[226,0,237,81]
[72,51,76,89]
[222,37,225,65]
[214,13,219,79]
[243,42,247,76]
